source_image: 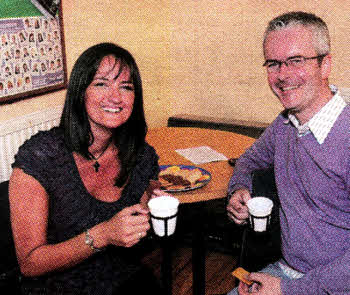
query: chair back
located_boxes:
[239,168,282,272]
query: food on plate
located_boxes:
[159,166,203,187]
[231,267,253,286]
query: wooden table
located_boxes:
[146,127,255,295]
[147,127,255,203]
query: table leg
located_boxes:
[192,206,206,295]
[161,237,172,295]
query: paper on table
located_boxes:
[175,146,228,165]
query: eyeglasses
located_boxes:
[263,54,327,72]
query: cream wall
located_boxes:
[168,0,350,124]
[62,1,171,127]
[1,0,349,127]
[0,0,171,127]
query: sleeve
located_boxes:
[12,131,51,188]
[282,248,350,294]
[281,155,350,295]
[227,117,279,195]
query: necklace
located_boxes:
[90,141,111,172]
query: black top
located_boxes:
[12,127,159,294]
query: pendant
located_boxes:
[93,161,100,172]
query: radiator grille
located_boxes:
[0,106,62,182]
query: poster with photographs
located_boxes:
[0,1,66,104]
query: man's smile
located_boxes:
[280,85,299,92]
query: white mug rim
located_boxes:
[247,197,273,216]
[148,195,179,218]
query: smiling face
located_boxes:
[264,25,331,123]
[85,55,135,136]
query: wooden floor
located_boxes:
[142,246,238,295]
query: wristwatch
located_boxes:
[85,229,102,252]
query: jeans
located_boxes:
[227,260,303,295]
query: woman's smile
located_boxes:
[101,106,123,113]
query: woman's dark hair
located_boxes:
[60,42,147,187]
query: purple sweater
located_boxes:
[228,106,350,294]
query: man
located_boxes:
[226,11,349,295]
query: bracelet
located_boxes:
[85,230,103,252]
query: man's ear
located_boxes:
[321,54,332,79]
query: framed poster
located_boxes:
[0,0,67,104]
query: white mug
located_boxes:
[247,197,273,232]
[148,196,180,237]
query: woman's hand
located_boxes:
[140,186,174,208]
[227,188,251,225]
[140,180,162,209]
[106,204,151,248]
[151,188,172,198]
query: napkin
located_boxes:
[175,146,228,165]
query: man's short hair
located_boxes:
[263,11,330,56]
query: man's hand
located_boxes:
[238,273,282,295]
[227,188,251,224]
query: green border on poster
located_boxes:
[0,0,42,18]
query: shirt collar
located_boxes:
[284,85,347,144]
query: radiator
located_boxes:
[0,106,62,182]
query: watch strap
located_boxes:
[85,229,102,252]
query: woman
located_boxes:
[9,43,163,294]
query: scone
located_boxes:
[159,166,203,187]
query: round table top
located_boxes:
[146,127,255,203]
